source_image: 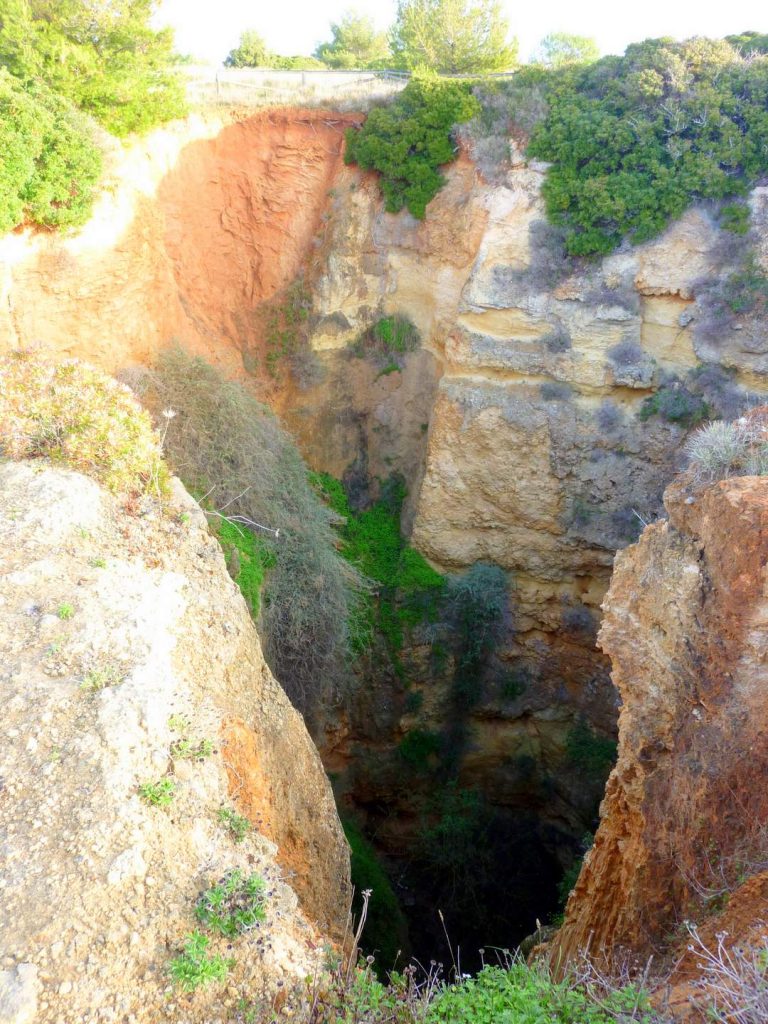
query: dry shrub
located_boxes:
[131,347,364,716]
[687,927,768,1024]
[684,407,768,483]
[0,352,168,495]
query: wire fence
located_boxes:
[183,67,410,112]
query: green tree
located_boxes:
[223,29,271,67]
[314,10,390,69]
[390,0,518,74]
[0,0,186,136]
[532,32,599,68]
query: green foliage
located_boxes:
[171,737,214,761]
[426,962,655,1024]
[217,807,252,843]
[532,32,600,68]
[345,74,480,219]
[215,518,274,618]
[398,728,442,769]
[1,0,186,137]
[138,778,176,807]
[565,721,617,777]
[446,563,507,710]
[194,870,267,938]
[56,603,74,620]
[224,29,270,67]
[314,12,390,69]
[343,819,410,971]
[0,70,102,233]
[719,201,751,234]
[527,37,768,255]
[354,315,421,359]
[168,931,232,991]
[390,0,518,73]
[639,383,710,428]
[137,349,363,716]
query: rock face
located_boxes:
[0,462,350,1024]
[550,474,768,964]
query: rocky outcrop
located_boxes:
[550,473,768,965]
[0,462,350,1024]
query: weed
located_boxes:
[56,603,74,620]
[217,807,252,844]
[89,556,107,569]
[168,713,190,732]
[194,870,267,938]
[171,738,214,761]
[80,663,123,692]
[168,931,232,992]
[138,779,176,807]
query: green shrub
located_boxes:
[398,728,442,769]
[0,70,103,233]
[168,931,232,991]
[343,819,410,972]
[355,316,421,358]
[565,721,617,776]
[345,73,479,219]
[639,383,710,428]
[527,37,768,255]
[1,0,186,137]
[194,870,267,938]
[133,349,364,717]
[0,354,169,496]
[215,517,274,618]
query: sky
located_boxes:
[156,0,767,66]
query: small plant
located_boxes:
[80,663,123,692]
[194,870,267,938]
[89,556,107,569]
[138,779,176,807]
[684,421,749,482]
[168,931,232,992]
[217,807,252,844]
[168,713,191,732]
[56,603,74,620]
[171,737,214,761]
[355,315,421,359]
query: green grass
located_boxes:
[214,518,274,618]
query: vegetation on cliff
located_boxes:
[0,0,185,232]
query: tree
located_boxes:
[314,10,390,69]
[390,0,517,74]
[0,0,186,136]
[532,32,599,68]
[224,29,271,68]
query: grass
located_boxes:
[194,871,267,938]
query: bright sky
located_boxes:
[157,0,767,66]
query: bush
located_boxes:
[684,420,751,482]
[0,353,168,495]
[608,340,645,369]
[596,400,623,432]
[133,348,364,716]
[527,37,768,255]
[0,70,102,233]
[542,323,572,353]
[566,720,617,776]
[354,315,421,359]
[639,382,710,428]
[345,74,479,219]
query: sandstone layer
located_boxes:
[550,474,768,966]
[0,462,350,1024]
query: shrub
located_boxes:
[684,420,750,481]
[639,382,710,428]
[542,323,572,353]
[0,70,103,233]
[132,348,364,716]
[566,720,617,776]
[345,74,479,219]
[0,354,169,496]
[608,340,645,369]
[694,248,768,345]
[527,38,768,255]
[168,932,231,992]
[562,603,596,635]
[687,926,768,1024]
[597,400,623,432]
[194,870,267,938]
[398,729,442,770]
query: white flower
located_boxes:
[162,408,177,420]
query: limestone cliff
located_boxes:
[0,462,350,1024]
[550,472,768,967]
